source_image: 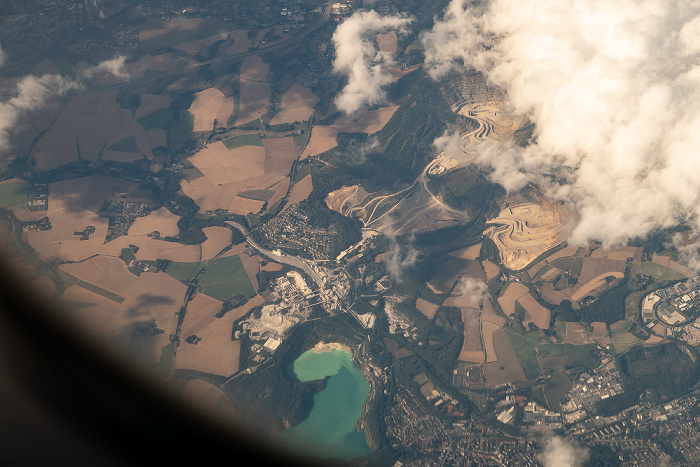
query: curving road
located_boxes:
[225,221,324,288]
[420,157,470,216]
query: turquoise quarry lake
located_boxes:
[274,346,372,460]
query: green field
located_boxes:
[108,135,140,153]
[293,162,312,183]
[550,256,576,271]
[137,108,175,130]
[199,255,255,301]
[630,261,686,281]
[549,256,583,277]
[293,131,308,147]
[177,160,205,182]
[447,169,482,198]
[164,261,206,283]
[265,199,284,216]
[178,166,205,181]
[538,342,598,369]
[266,120,303,131]
[571,257,584,276]
[222,133,264,149]
[419,285,447,306]
[487,280,509,298]
[0,181,27,208]
[624,290,644,319]
[531,385,547,407]
[505,328,599,381]
[407,38,423,51]
[164,255,254,301]
[561,343,599,369]
[219,97,238,129]
[119,247,137,265]
[537,343,564,359]
[553,274,569,290]
[489,299,507,318]
[611,320,644,355]
[503,328,541,380]
[514,301,528,321]
[542,373,572,411]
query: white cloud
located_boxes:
[80,56,130,81]
[384,241,419,282]
[451,276,486,306]
[332,10,413,115]
[672,232,700,271]
[538,435,590,467]
[432,130,472,164]
[0,74,82,152]
[344,135,380,165]
[381,219,420,281]
[422,0,700,248]
[0,55,132,154]
[420,0,487,81]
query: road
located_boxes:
[420,157,469,216]
[225,221,324,288]
[170,240,237,359]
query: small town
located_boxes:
[97,200,150,242]
[257,203,339,260]
[569,391,700,466]
[561,355,625,424]
[385,386,542,466]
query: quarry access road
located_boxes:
[420,157,469,216]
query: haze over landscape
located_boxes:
[1,1,700,466]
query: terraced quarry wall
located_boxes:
[484,201,570,271]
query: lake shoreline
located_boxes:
[276,345,371,460]
[312,341,352,354]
